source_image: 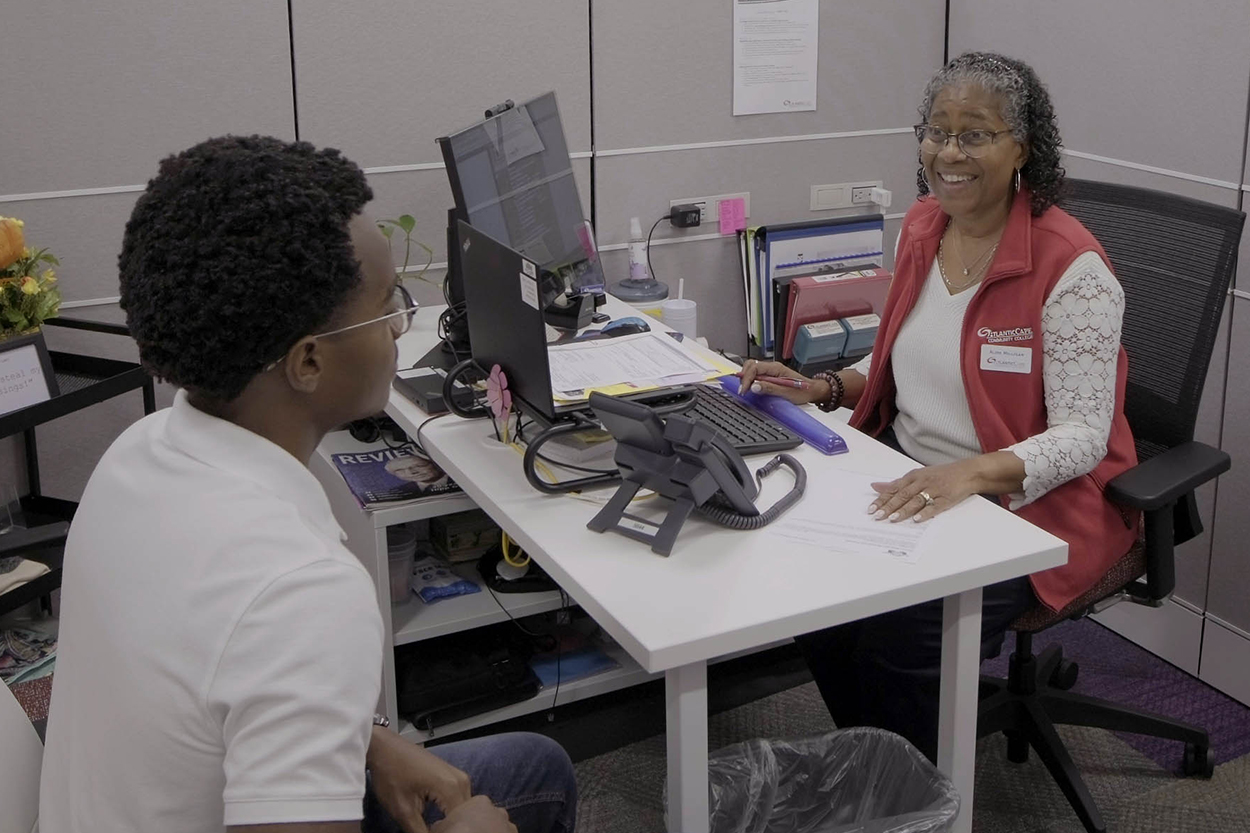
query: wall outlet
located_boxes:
[668,192,750,226]
[810,180,883,211]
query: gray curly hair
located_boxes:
[916,51,1065,216]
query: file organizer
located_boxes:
[780,268,890,361]
[738,215,884,359]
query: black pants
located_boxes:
[794,426,1037,762]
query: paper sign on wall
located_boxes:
[733,0,819,116]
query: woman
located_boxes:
[739,51,1138,761]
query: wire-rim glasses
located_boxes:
[263,283,417,372]
[914,124,1014,159]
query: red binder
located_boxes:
[781,268,891,360]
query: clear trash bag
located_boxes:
[706,728,960,833]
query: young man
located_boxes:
[39,136,576,833]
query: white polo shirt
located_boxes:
[40,390,384,831]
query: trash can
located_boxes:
[706,727,960,833]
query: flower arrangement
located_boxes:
[0,216,61,337]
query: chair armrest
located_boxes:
[1105,442,1229,511]
[0,522,69,560]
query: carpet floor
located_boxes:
[575,619,1250,833]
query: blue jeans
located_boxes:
[362,732,576,833]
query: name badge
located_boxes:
[980,344,1032,374]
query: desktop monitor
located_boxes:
[432,92,605,362]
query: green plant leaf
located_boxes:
[378,225,395,240]
[397,215,416,235]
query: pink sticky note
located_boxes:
[719,197,746,235]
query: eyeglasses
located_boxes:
[914,124,1014,159]
[263,283,417,371]
[314,283,417,340]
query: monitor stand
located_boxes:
[414,340,460,372]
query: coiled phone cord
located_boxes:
[696,453,806,530]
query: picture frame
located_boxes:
[0,330,60,418]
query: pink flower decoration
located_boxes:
[486,364,512,420]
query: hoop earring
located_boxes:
[1013,168,1021,194]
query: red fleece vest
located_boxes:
[850,189,1139,611]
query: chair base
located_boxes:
[978,632,1212,833]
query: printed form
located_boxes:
[548,332,719,398]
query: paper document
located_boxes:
[763,471,932,563]
[548,332,719,398]
[733,0,819,116]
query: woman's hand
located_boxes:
[368,727,473,833]
[869,458,985,523]
[735,359,829,406]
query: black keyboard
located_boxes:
[684,384,803,456]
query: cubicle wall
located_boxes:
[590,0,943,352]
[950,0,1250,702]
[288,0,594,309]
[0,1,297,498]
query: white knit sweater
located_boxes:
[851,251,1124,508]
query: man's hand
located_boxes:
[430,795,517,833]
[367,727,471,833]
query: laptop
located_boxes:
[456,220,802,454]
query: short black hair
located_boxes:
[916,52,1065,216]
[119,135,374,402]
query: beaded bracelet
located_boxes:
[813,370,844,413]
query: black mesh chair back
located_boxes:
[1060,179,1245,463]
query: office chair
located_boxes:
[977,179,1245,833]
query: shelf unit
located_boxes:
[313,430,795,745]
[313,430,587,738]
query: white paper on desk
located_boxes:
[547,332,718,397]
[733,0,818,116]
[763,471,931,563]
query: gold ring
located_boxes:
[919,491,934,506]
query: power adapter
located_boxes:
[669,203,702,228]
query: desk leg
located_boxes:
[938,588,982,833]
[665,662,708,833]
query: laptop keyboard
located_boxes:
[684,385,803,456]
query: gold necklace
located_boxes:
[938,237,991,292]
[938,227,1002,291]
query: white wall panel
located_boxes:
[292,1,591,167]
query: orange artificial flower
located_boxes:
[19,275,39,295]
[0,217,25,271]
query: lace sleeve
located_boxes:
[1007,252,1124,509]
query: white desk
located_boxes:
[387,303,1066,833]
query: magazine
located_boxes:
[330,444,462,509]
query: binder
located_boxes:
[781,268,891,360]
[738,215,884,358]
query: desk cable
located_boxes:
[644,214,668,288]
[483,574,571,721]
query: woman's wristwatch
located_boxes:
[812,370,845,413]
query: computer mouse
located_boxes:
[496,559,531,581]
[602,317,651,337]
